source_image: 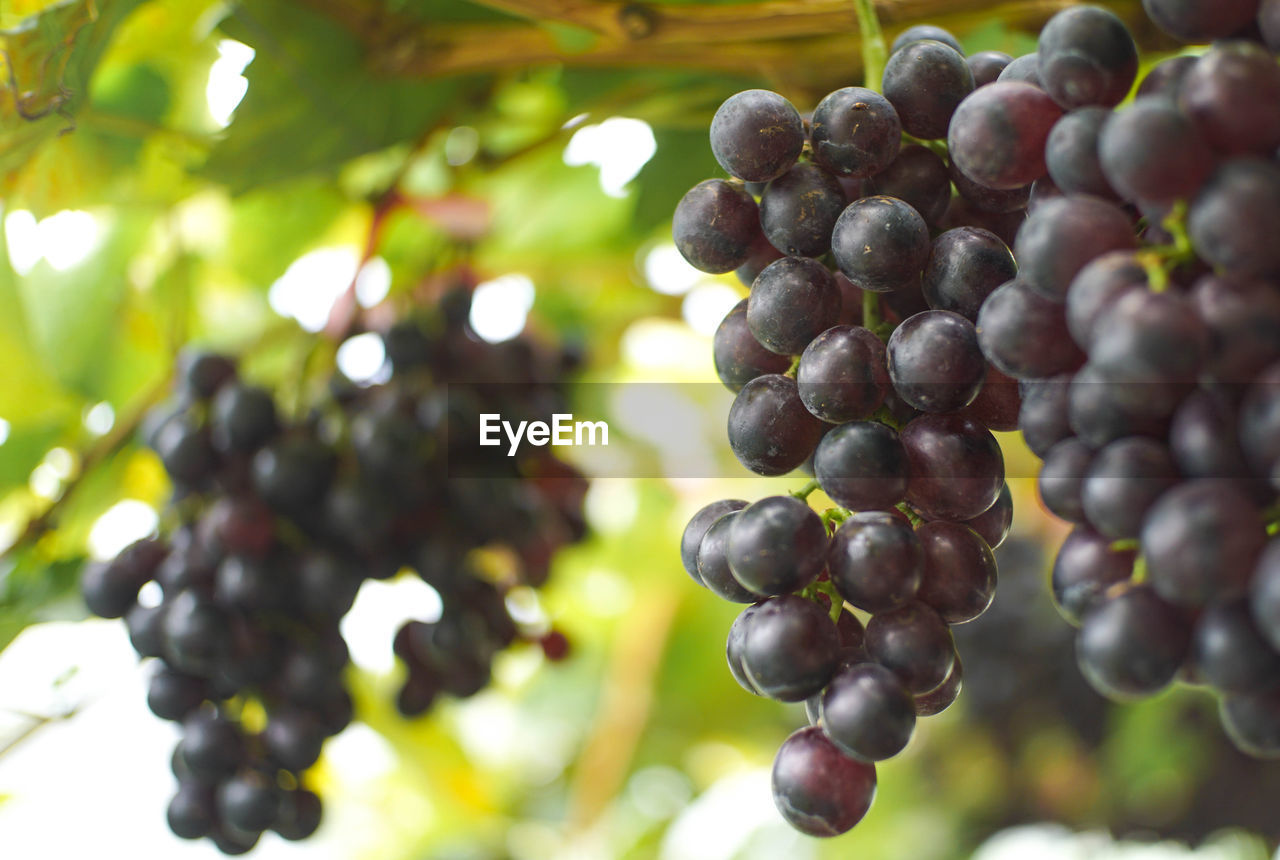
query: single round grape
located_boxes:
[147,667,207,721]
[82,540,165,619]
[1037,5,1137,109]
[883,39,975,140]
[727,374,826,476]
[957,482,1013,549]
[997,53,1042,88]
[211,383,279,453]
[741,594,841,701]
[218,770,280,833]
[1018,374,1073,457]
[959,364,1021,432]
[1141,480,1268,607]
[760,163,848,257]
[1220,688,1280,758]
[726,603,764,695]
[713,299,790,393]
[126,601,167,658]
[1251,541,1280,653]
[1189,158,1280,277]
[796,325,888,423]
[1098,96,1213,205]
[891,25,963,55]
[1169,388,1256,487]
[948,82,1063,189]
[252,436,336,514]
[726,495,827,597]
[1067,362,1173,449]
[1065,250,1147,351]
[263,710,326,772]
[1191,273,1280,384]
[922,227,1017,322]
[1014,195,1137,301]
[913,653,963,716]
[153,417,216,486]
[162,589,231,676]
[901,413,1004,521]
[1076,583,1191,700]
[747,256,842,355]
[1191,599,1280,694]
[1081,437,1180,540]
[274,789,323,841]
[868,145,951,227]
[967,51,1012,87]
[1052,525,1136,626]
[1046,107,1118,200]
[820,663,916,761]
[182,711,245,780]
[831,196,931,293]
[1142,0,1263,43]
[866,601,956,695]
[1240,363,1280,478]
[813,421,909,511]
[709,89,805,182]
[888,310,986,413]
[681,499,749,584]
[914,521,997,624]
[827,512,923,614]
[772,726,877,837]
[810,87,902,178]
[976,280,1085,380]
[673,179,761,274]
[1091,289,1207,391]
[1038,437,1093,524]
[167,783,216,840]
[1180,42,1280,156]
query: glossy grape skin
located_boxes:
[673,179,761,274]
[760,163,847,257]
[1098,97,1213,205]
[922,227,1017,321]
[680,499,749,584]
[1019,374,1073,457]
[709,89,804,182]
[1068,361,1176,449]
[1051,525,1136,626]
[1191,274,1280,383]
[868,145,952,227]
[182,712,245,780]
[809,87,902,178]
[866,601,956,695]
[998,53,1042,87]
[883,39,975,140]
[950,160,1031,214]
[747,257,842,355]
[696,511,759,603]
[1190,599,1280,694]
[727,374,826,476]
[1142,480,1268,607]
[263,711,326,772]
[814,421,909,511]
[1045,107,1118,200]
[1037,5,1137,109]
[967,51,1012,87]
[1076,583,1191,700]
[915,520,997,624]
[959,482,1014,549]
[1038,437,1093,524]
[1081,437,1180,540]
[820,663,916,761]
[740,594,841,701]
[218,771,280,832]
[273,789,323,841]
[796,325,889,423]
[1179,42,1280,156]
[1142,0,1262,43]
[726,495,827,597]
[887,310,986,413]
[713,300,790,393]
[913,654,963,716]
[726,603,764,695]
[1065,251,1147,351]
[977,280,1085,381]
[960,364,1021,433]
[1189,158,1280,277]
[948,82,1062,189]
[891,24,963,55]
[831,196,931,293]
[827,512,923,614]
[901,414,1004,521]
[772,726,877,837]
[1014,195,1137,301]
[1240,363,1280,479]
[1220,688,1280,758]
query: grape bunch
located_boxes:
[81,286,587,854]
[674,20,1037,836]
[953,0,1280,760]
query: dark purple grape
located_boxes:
[727,374,826,476]
[1014,195,1138,301]
[1142,480,1268,607]
[1191,273,1280,383]
[713,299,790,392]
[1098,96,1213,204]
[950,163,1031,214]
[211,384,279,453]
[914,520,997,624]
[726,603,764,695]
[211,824,260,856]
[709,89,804,182]
[922,227,1017,321]
[251,436,336,514]
[735,229,786,287]
[967,51,1013,87]
[1191,599,1280,694]
[810,87,902,178]
[162,589,231,676]
[81,539,164,619]
[820,663,916,761]
[957,482,1013,549]
[976,280,1085,380]
[1037,5,1137,109]
[147,667,207,721]
[948,82,1063,189]
[827,512,922,614]
[891,25,963,55]
[263,711,326,771]
[959,364,1021,432]
[760,163,847,257]
[997,53,1042,88]
[772,726,877,837]
[1080,437,1180,540]
[1076,583,1191,699]
[167,783,216,840]
[218,770,279,832]
[740,594,841,701]
[1189,158,1280,277]
[831,196,930,293]
[813,421,909,511]
[796,325,889,423]
[888,310,986,413]
[1220,688,1280,758]
[1241,363,1280,479]
[1045,107,1118,200]
[154,417,216,486]
[1254,541,1280,653]
[1038,436,1093,523]
[1262,0,1280,51]
[1169,388,1257,487]
[1019,374,1073,457]
[182,711,245,780]
[1136,54,1198,99]
[913,654,963,716]
[866,601,956,695]
[1142,0,1260,41]
[125,601,168,658]
[901,413,1004,521]
[673,179,760,274]
[1065,250,1147,351]
[867,145,951,227]
[725,495,827,597]
[178,351,236,401]
[681,499,749,585]
[883,39,975,140]
[274,789,323,841]
[1051,525,1136,626]
[1180,42,1280,156]
[1067,362,1173,449]
[747,256,841,355]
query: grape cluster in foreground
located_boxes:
[82,287,586,853]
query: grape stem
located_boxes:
[851,0,887,90]
[821,506,851,532]
[1136,201,1195,293]
[1131,554,1149,584]
[894,502,923,527]
[862,290,883,331]
[785,353,801,377]
[1109,538,1140,551]
[790,479,820,500]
